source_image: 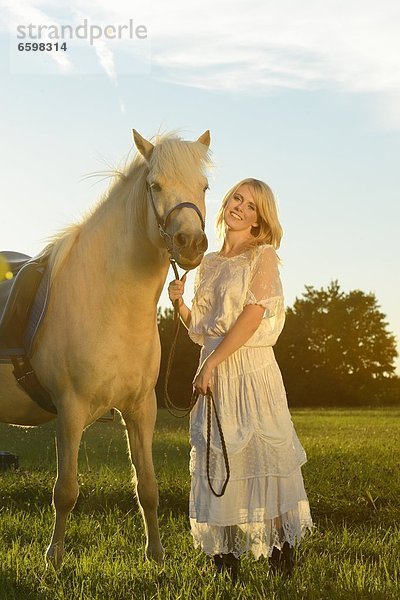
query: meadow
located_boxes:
[0,408,399,600]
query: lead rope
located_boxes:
[163,259,193,418]
[164,258,230,497]
[206,389,230,497]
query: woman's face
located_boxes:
[223,184,259,232]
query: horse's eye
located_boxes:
[203,184,209,193]
[150,182,162,192]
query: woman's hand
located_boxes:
[193,358,214,396]
[167,274,186,306]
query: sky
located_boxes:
[0,0,399,372]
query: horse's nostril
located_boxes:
[174,233,187,248]
[197,235,208,253]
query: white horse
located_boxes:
[0,129,211,568]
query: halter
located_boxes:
[146,182,205,265]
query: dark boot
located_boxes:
[224,553,240,584]
[268,542,295,577]
[213,553,240,584]
[213,554,225,575]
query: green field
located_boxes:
[0,408,399,600]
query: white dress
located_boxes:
[188,244,313,559]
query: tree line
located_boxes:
[156,280,399,408]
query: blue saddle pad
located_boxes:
[0,251,50,360]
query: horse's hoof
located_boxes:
[146,544,165,564]
[45,542,64,570]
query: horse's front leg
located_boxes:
[46,401,87,569]
[123,391,164,563]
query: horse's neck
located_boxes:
[71,184,169,307]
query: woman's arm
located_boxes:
[177,300,191,329]
[193,303,264,395]
[167,276,191,329]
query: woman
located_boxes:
[168,178,313,582]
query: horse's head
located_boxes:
[133,129,211,270]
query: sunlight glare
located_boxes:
[0,255,12,281]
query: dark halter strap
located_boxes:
[146,182,205,256]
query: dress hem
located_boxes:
[190,499,314,559]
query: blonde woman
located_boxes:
[168,178,313,582]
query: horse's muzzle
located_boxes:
[175,253,204,270]
[172,231,208,269]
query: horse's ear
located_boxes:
[197,130,211,148]
[132,129,154,161]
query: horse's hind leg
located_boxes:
[46,402,86,569]
[123,392,164,563]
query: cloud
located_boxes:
[1,1,400,123]
[143,0,400,95]
[93,39,117,82]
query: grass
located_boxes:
[0,408,399,599]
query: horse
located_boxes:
[0,128,211,568]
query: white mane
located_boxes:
[43,132,212,284]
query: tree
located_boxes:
[274,281,398,406]
[156,307,200,408]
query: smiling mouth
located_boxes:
[230,211,242,220]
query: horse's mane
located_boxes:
[147,132,211,183]
[42,131,212,284]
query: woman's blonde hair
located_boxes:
[216,178,283,249]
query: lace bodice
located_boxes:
[188,244,285,347]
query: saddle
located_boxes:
[0,251,56,414]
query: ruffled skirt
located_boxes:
[189,338,313,558]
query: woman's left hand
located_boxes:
[192,359,214,396]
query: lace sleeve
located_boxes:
[244,246,283,317]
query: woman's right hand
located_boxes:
[167,275,186,306]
